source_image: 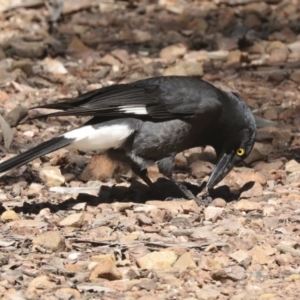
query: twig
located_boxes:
[68,238,228,250]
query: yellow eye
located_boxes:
[236,148,245,156]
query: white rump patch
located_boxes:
[119,105,147,115]
[64,124,134,152]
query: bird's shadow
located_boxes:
[6,178,255,215]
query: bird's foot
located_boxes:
[194,196,212,206]
[165,196,212,206]
[195,188,212,206]
[197,188,209,199]
[165,197,186,201]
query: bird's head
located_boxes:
[206,92,257,190]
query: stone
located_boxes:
[212,265,245,281]
[67,36,91,53]
[26,183,43,197]
[269,48,289,63]
[204,207,224,222]
[240,182,263,198]
[8,220,47,229]
[163,61,203,76]
[285,160,300,173]
[137,251,178,270]
[216,37,238,51]
[136,213,152,225]
[210,198,226,208]
[242,2,271,18]
[220,170,267,189]
[137,295,162,300]
[59,213,84,227]
[79,154,131,182]
[132,30,152,43]
[91,253,116,263]
[101,53,122,67]
[11,59,33,76]
[192,226,218,240]
[89,256,122,281]
[166,4,184,14]
[111,49,130,64]
[173,252,197,271]
[5,38,46,58]
[111,202,134,212]
[27,276,56,298]
[55,288,81,299]
[230,250,252,268]
[253,161,283,172]
[207,50,229,60]
[263,108,278,120]
[195,287,220,300]
[188,17,208,34]
[1,210,20,222]
[267,41,288,52]
[244,149,263,165]
[275,253,294,266]
[267,41,289,63]
[244,13,261,28]
[235,200,260,212]
[32,231,66,252]
[128,245,150,262]
[251,143,274,159]
[288,40,300,52]
[146,200,198,215]
[290,70,300,83]
[63,1,96,14]
[3,289,25,300]
[286,172,300,183]
[251,245,277,265]
[42,57,68,74]
[174,153,187,166]
[40,166,65,187]
[226,50,242,69]
[189,161,214,178]
[184,50,209,62]
[160,43,187,60]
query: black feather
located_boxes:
[0,136,73,175]
[29,76,223,121]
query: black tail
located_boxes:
[0,136,74,176]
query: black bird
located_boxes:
[0,76,256,203]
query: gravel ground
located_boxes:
[0,0,299,299]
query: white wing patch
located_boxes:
[64,124,134,152]
[119,105,148,115]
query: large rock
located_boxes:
[40,166,65,187]
[163,61,203,76]
[32,231,66,252]
[1,210,20,222]
[59,213,85,228]
[160,43,187,60]
[137,251,178,270]
[89,255,122,281]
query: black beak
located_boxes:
[206,151,235,190]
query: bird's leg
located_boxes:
[131,163,154,188]
[157,156,193,200]
[157,156,212,206]
[169,175,212,206]
[131,163,168,199]
[169,175,196,200]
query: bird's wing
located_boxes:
[30,76,223,120]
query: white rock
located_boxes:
[40,166,65,187]
[42,57,68,74]
[204,206,224,222]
